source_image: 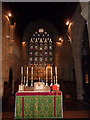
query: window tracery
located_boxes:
[29,28,53,66]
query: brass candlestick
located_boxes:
[56,75,58,84]
[50,66,53,86]
[45,67,48,86]
[21,67,23,85]
[21,74,23,85]
[30,66,33,86]
[31,79,33,86]
[54,76,55,84]
[46,73,48,86]
[26,74,28,86]
[50,78,53,86]
[55,67,58,84]
[24,76,25,85]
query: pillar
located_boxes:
[72,19,85,100]
[0,2,2,119]
[87,2,90,47]
[68,4,85,100]
[81,2,90,47]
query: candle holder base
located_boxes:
[25,83,28,87]
[56,82,58,85]
[46,82,48,86]
[44,86,50,92]
[50,82,53,86]
[30,83,33,87]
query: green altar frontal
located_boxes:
[15,91,63,119]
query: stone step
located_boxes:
[1,110,89,119]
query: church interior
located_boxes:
[0,1,90,119]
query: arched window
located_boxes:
[29,28,54,66]
[29,28,54,81]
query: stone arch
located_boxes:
[22,19,60,68]
[23,19,59,42]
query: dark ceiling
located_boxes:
[3,2,79,40]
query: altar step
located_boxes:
[63,110,89,118]
[1,110,90,119]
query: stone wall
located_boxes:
[0,2,2,119]
[55,37,74,83]
[22,41,29,76]
[2,7,22,96]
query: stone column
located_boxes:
[88,2,90,47]
[73,53,84,100]
[72,19,85,100]
[81,2,90,47]
[10,24,15,94]
[0,2,2,119]
[68,5,85,100]
[0,2,2,97]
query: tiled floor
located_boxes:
[1,95,90,119]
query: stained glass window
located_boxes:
[29,28,53,66]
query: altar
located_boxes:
[15,91,63,119]
[15,66,63,119]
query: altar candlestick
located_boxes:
[46,67,47,75]
[27,67,28,74]
[31,66,33,79]
[55,67,57,75]
[21,67,23,74]
[50,66,53,86]
[55,67,58,84]
[51,67,52,76]
[24,76,25,84]
[46,67,48,81]
[31,66,33,86]
[54,76,55,84]
[25,67,29,86]
[39,70,41,81]
[21,67,23,84]
[46,67,48,86]
[39,77,40,82]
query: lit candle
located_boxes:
[21,67,23,74]
[27,67,28,74]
